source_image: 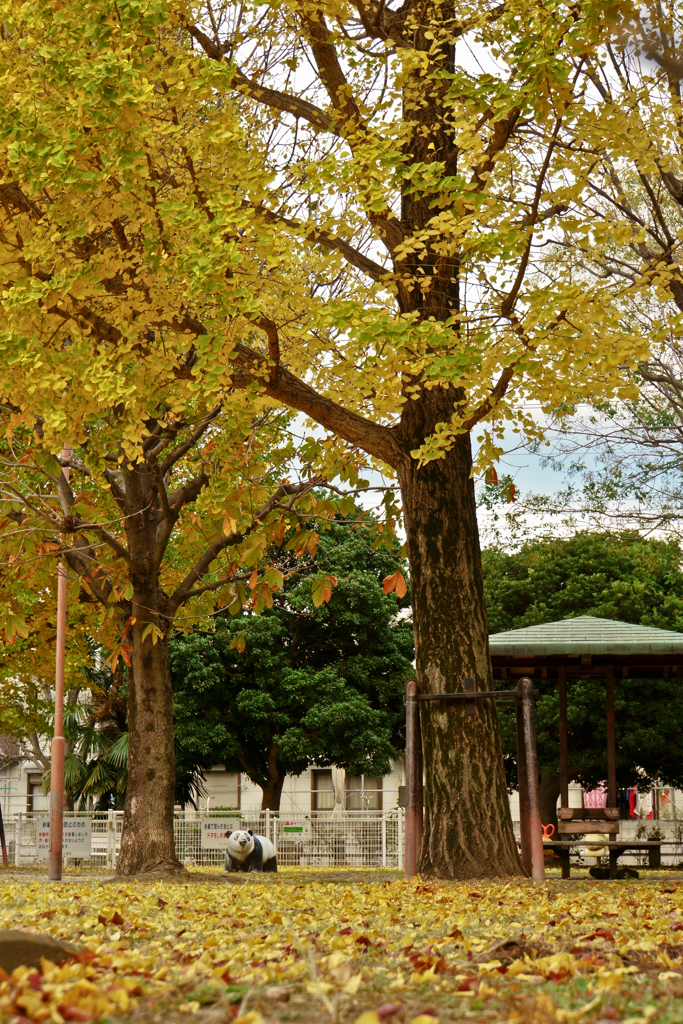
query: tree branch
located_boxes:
[169,478,320,614]
[159,405,221,475]
[231,339,402,466]
[183,20,337,134]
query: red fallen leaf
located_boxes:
[467,950,473,959]
[672,924,683,932]
[177,929,186,937]
[601,1008,621,1021]
[340,918,349,923]
[548,969,571,981]
[594,928,615,941]
[111,912,125,926]
[496,965,508,974]
[97,915,107,925]
[230,1007,239,1019]
[74,951,97,965]
[457,977,477,992]
[339,927,353,935]
[376,1004,402,1019]
[468,893,482,899]
[448,927,463,940]
[61,1009,94,1022]
[158,898,167,907]
[580,933,597,942]
[221,970,235,984]
[27,972,42,991]
[356,935,371,946]
[604,912,619,917]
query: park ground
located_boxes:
[1,868,682,1024]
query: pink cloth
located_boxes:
[583,784,607,808]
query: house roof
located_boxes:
[488,615,683,656]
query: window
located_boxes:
[346,775,382,811]
[27,776,47,813]
[311,770,334,811]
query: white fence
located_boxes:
[2,809,405,871]
[4,810,682,872]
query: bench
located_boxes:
[542,839,664,878]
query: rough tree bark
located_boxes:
[114,461,186,878]
[259,743,286,811]
[397,392,521,877]
[115,616,183,877]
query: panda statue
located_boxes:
[224,829,278,873]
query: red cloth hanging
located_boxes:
[629,787,637,818]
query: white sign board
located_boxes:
[36,817,92,859]
[200,818,242,849]
[280,820,312,841]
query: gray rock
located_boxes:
[0,929,80,974]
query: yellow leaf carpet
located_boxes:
[1,869,682,1024]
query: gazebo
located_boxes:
[489,615,683,877]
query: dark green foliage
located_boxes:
[483,530,683,635]
[483,532,683,792]
[170,519,414,803]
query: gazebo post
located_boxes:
[515,692,531,876]
[519,678,545,882]
[404,678,423,879]
[605,664,618,880]
[557,664,570,879]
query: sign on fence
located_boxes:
[280,820,312,841]
[200,818,241,849]
[36,818,92,859]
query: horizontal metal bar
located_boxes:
[415,689,538,702]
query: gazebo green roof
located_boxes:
[488,615,683,656]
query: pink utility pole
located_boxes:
[49,446,71,882]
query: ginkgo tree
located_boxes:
[166,0,651,877]
[0,399,336,875]
[0,0,653,877]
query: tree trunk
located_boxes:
[396,390,521,878]
[539,772,561,832]
[260,744,285,811]
[115,615,186,878]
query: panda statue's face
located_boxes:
[227,830,253,854]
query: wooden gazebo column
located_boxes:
[557,664,570,879]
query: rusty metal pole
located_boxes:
[515,692,531,876]
[557,664,571,879]
[404,678,423,878]
[49,446,71,882]
[519,677,545,882]
[0,799,7,867]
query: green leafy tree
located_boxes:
[483,532,683,825]
[169,518,414,809]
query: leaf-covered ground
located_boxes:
[2,868,683,1024]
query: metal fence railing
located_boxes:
[6,809,682,872]
[3,809,405,871]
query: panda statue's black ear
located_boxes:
[247,829,254,836]
[225,831,232,838]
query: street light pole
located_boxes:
[48,446,71,882]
